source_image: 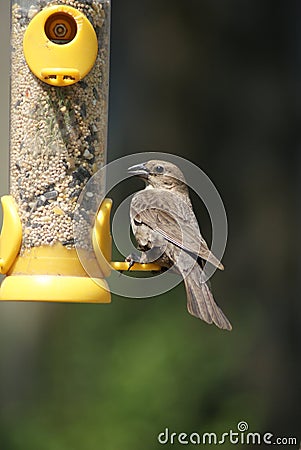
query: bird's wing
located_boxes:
[131,193,223,270]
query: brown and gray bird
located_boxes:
[127,160,232,331]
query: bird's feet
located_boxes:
[125,252,141,270]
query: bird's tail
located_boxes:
[183,265,232,331]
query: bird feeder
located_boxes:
[0,0,158,303]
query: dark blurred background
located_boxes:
[0,0,300,449]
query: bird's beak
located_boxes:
[127,163,150,178]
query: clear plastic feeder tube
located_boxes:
[10,0,110,252]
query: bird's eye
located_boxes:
[155,165,164,173]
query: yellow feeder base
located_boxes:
[0,243,111,303]
[0,275,110,303]
[0,196,110,302]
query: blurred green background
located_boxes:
[0,1,300,449]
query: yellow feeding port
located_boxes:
[23,5,98,86]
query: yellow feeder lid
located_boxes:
[23,5,98,86]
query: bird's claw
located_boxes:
[125,252,141,270]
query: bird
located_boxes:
[127,160,232,331]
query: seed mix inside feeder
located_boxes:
[10,0,110,251]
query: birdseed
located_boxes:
[10,0,110,251]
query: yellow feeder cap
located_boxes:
[23,5,98,86]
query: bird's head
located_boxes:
[128,160,188,192]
